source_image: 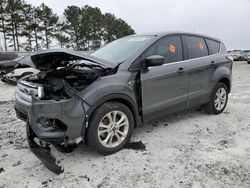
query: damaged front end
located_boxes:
[26,122,64,174]
[14,50,116,174]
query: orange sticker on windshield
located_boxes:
[198,42,204,49]
[169,44,176,53]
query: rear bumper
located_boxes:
[15,91,87,143]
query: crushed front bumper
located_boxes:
[26,122,64,174]
[15,91,87,143]
[15,87,89,174]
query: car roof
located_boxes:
[131,31,222,42]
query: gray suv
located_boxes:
[15,32,232,174]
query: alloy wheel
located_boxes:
[97,110,129,148]
[214,87,227,111]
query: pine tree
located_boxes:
[103,14,135,43]
[103,13,117,43]
[64,6,82,50]
[21,3,34,51]
[0,1,136,52]
[4,0,27,51]
[54,20,70,48]
[36,3,58,49]
[82,6,104,51]
[0,0,8,51]
[64,5,135,51]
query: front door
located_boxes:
[140,35,189,122]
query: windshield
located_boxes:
[91,35,155,64]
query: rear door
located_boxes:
[182,35,217,107]
[140,35,189,122]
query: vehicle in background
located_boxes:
[1,67,39,85]
[228,50,246,61]
[0,56,28,75]
[245,52,250,64]
[243,50,250,53]
[242,50,250,64]
[0,55,38,85]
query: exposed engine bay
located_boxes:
[23,62,113,100]
[14,50,120,174]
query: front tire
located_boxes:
[204,82,228,115]
[86,102,134,155]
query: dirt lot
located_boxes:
[0,61,250,188]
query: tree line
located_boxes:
[0,0,135,51]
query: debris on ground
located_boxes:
[0,167,4,173]
[12,161,21,167]
[124,141,146,151]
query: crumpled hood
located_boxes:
[25,49,115,71]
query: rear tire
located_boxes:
[204,82,228,115]
[86,102,134,155]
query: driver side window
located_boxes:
[144,35,183,64]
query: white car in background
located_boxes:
[229,51,245,61]
[1,67,39,85]
[0,55,39,85]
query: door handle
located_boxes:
[177,67,185,73]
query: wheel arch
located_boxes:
[217,77,231,93]
[81,94,142,138]
[211,65,232,93]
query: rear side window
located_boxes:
[206,39,220,55]
[184,36,208,59]
[145,35,183,64]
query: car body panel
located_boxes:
[30,49,115,70]
[15,85,86,140]
[141,62,189,122]
[181,57,214,108]
[79,70,142,129]
[14,32,232,173]
[15,32,232,140]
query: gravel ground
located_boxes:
[0,61,250,188]
[0,81,15,101]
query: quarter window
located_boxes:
[184,36,208,59]
[206,39,220,55]
[144,36,183,64]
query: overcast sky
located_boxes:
[26,0,250,50]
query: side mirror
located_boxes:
[145,55,164,67]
